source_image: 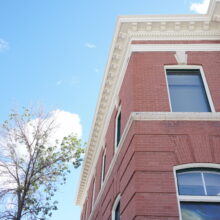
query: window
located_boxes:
[84,200,88,220]
[175,168,220,220]
[115,201,120,220]
[92,178,96,208]
[101,151,106,183]
[112,195,120,220]
[115,108,121,148]
[166,68,214,112]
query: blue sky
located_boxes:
[0,0,207,219]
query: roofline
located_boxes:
[75,0,220,207]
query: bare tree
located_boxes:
[0,108,84,220]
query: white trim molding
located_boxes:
[112,194,121,220]
[114,105,121,152]
[101,149,106,185]
[131,44,220,52]
[132,112,220,121]
[75,0,220,207]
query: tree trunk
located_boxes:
[16,204,22,220]
[16,192,23,220]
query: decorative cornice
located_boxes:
[75,0,220,206]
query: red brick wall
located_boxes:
[120,50,220,128]
[126,52,175,112]
[83,121,220,220]
[94,149,104,201]
[105,108,117,172]
[81,46,220,220]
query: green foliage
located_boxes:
[0,108,85,220]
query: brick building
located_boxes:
[76,1,220,219]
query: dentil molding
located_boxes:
[76,0,220,207]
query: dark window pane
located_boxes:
[204,172,220,196]
[177,172,205,195]
[116,112,121,146]
[115,202,120,220]
[167,70,211,112]
[102,154,106,181]
[181,202,220,220]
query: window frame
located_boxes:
[101,149,106,184]
[115,106,122,151]
[84,199,88,220]
[173,163,220,220]
[164,65,215,113]
[112,194,121,220]
[92,178,96,209]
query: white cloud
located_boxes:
[0,109,82,161]
[85,43,96,48]
[24,110,82,147]
[0,39,9,51]
[50,109,82,141]
[190,0,210,14]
